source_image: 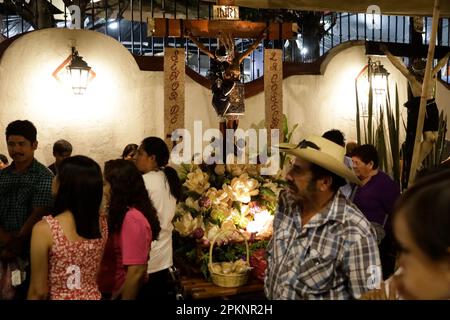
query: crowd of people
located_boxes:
[266,131,449,300]
[0,120,181,300]
[0,120,448,300]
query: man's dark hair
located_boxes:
[5,120,37,143]
[0,154,8,164]
[53,139,73,156]
[350,144,379,169]
[322,129,345,147]
[310,163,346,193]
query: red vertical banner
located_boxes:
[264,49,283,144]
[164,48,185,150]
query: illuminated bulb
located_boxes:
[109,21,118,30]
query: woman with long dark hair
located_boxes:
[98,159,160,300]
[28,156,107,300]
[134,136,181,298]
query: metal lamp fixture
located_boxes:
[52,45,96,95]
[67,47,92,95]
[368,58,390,93]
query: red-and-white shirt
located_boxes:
[43,214,108,300]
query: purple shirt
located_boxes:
[353,171,400,227]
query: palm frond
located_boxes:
[368,78,373,144]
[355,81,361,146]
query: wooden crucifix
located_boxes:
[187,30,267,121]
[149,0,293,161]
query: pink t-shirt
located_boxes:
[98,208,152,294]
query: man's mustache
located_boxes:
[12,153,24,157]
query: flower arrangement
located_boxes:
[173,162,286,279]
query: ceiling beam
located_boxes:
[366,41,450,59]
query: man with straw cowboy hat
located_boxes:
[264,136,381,300]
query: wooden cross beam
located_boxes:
[408,0,441,186]
[148,0,293,40]
[148,18,294,40]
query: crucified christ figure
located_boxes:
[188,30,267,119]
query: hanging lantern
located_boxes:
[66,47,92,95]
[369,58,390,94]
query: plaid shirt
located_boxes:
[265,190,381,300]
[0,159,54,233]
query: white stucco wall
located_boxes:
[0,28,152,168]
[284,46,411,144]
[0,29,449,167]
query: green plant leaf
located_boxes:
[282,114,288,139]
[286,124,299,143]
[259,187,276,197]
[355,80,361,146]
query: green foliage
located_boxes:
[385,85,401,184]
[173,234,200,266]
[177,163,192,182]
[368,78,374,144]
[423,111,448,168]
[355,81,362,146]
[280,114,300,169]
[356,75,448,187]
[259,187,276,197]
[200,253,210,279]
[356,77,402,184]
[375,109,388,172]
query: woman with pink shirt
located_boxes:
[28,156,107,300]
[98,159,160,300]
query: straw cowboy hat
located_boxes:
[278,135,361,185]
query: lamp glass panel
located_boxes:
[372,74,386,93]
[69,68,89,95]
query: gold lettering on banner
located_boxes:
[212,5,240,20]
[164,48,185,149]
[264,49,283,144]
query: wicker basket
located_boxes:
[208,229,250,288]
